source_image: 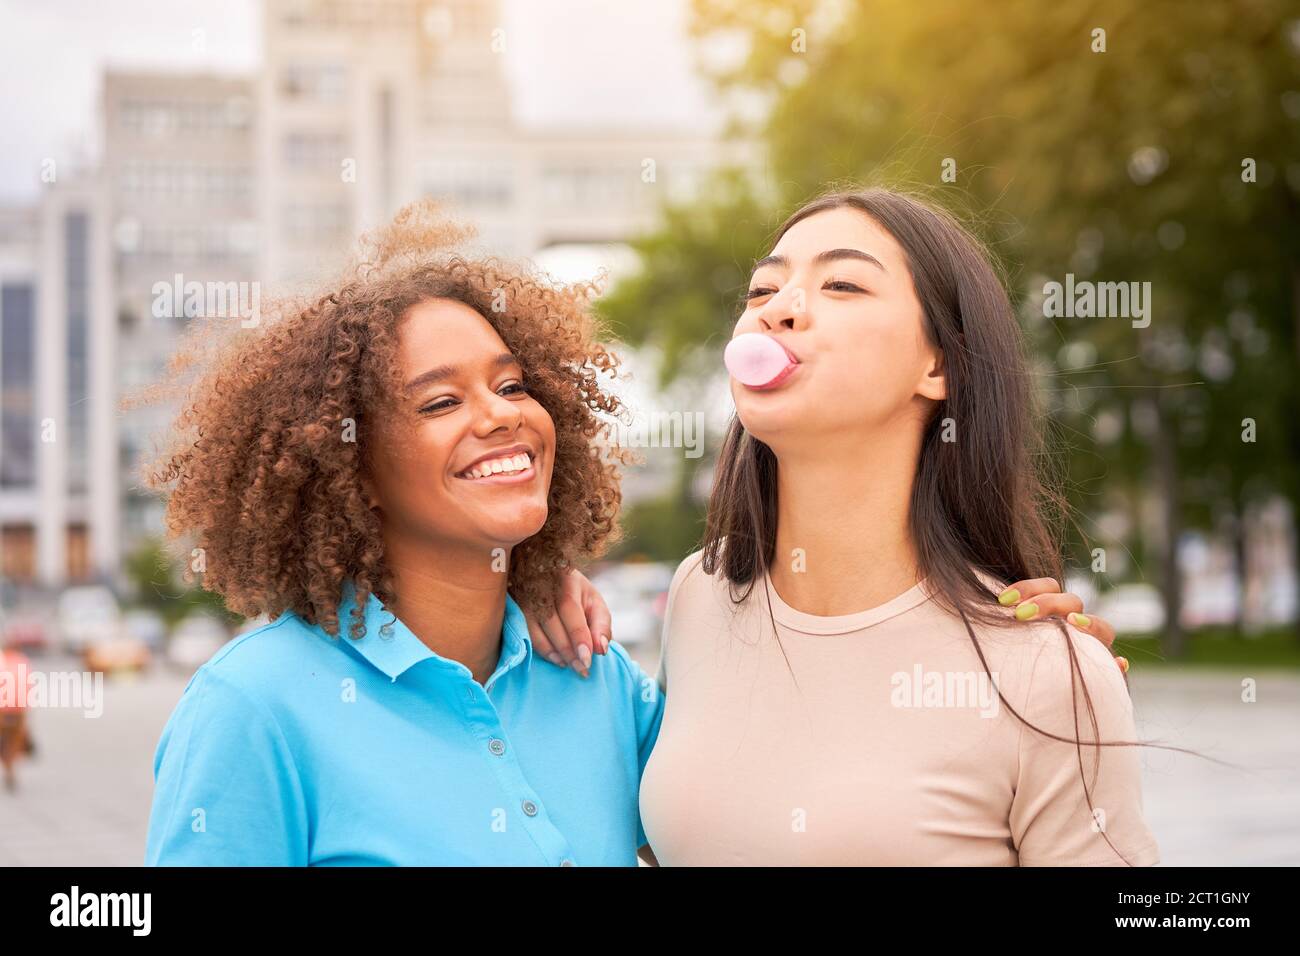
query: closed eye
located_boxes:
[419,380,527,415]
[745,280,864,302]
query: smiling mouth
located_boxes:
[455,450,537,483]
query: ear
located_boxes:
[915,344,948,402]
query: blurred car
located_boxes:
[588,561,675,647]
[57,586,121,654]
[2,612,49,654]
[122,609,167,652]
[1262,573,1299,626]
[166,615,231,672]
[1095,583,1166,635]
[84,635,151,674]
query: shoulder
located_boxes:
[984,616,1132,732]
[598,639,658,698]
[669,549,708,593]
[596,639,665,758]
[1021,617,1126,694]
[583,640,664,746]
[960,568,1121,684]
[154,615,320,774]
[953,596,1130,720]
[659,548,718,633]
[664,548,722,611]
[189,610,334,709]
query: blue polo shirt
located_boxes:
[145,584,665,866]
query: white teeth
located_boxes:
[460,452,532,479]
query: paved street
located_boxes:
[0,655,179,865]
[2,648,1297,866]
[1123,669,1300,866]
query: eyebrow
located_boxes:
[405,352,519,392]
[752,248,888,275]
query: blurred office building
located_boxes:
[0,0,734,594]
[1,181,117,593]
[104,71,260,545]
[259,0,722,281]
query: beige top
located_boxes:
[640,551,1160,866]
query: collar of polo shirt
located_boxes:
[332,580,534,684]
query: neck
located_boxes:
[769,423,923,616]
[381,532,509,686]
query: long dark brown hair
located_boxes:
[700,185,1203,865]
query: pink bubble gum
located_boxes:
[724,333,795,387]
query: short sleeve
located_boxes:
[1009,624,1160,866]
[607,643,665,849]
[145,666,310,866]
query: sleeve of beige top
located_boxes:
[1009,622,1161,866]
[654,630,667,696]
[655,550,704,696]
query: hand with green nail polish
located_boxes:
[1000,576,1117,650]
[1014,602,1039,621]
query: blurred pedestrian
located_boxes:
[0,644,32,793]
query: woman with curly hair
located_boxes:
[143,202,660,866]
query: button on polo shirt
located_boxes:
[145,582,664,866]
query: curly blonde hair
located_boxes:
[139,201,629,639]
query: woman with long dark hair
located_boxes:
[551,186,1159,865]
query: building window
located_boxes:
[282,202,350,243]
[117,160,253,203]
[284,131,349,172]
[66,523,90,582]
[0,525,36,584]
[119,95,251,136]
[282,63,347,102]
[421,157,514,207]
[540,164,636,212]
[0,283,35,488]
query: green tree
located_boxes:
[607,0,1300,652]
[124,536,240,628]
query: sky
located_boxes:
[0,0,718,202]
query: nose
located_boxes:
[756,282,809,333]
[473,388,524,438]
